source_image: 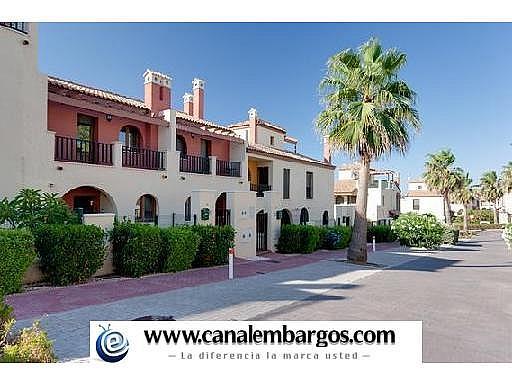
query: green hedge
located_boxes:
[111,222,162,278]
[0,229,36,295]
[34,224,105,286]
[367,225,397,243]
[191,225,235,267]
[161,227,200,272]
[277,225,351,254]
[391,213,444,249]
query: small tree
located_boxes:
[480,171,503,224]
[0,189,79,229]
[452,170,473,231]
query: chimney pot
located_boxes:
[143,69,172,114]
[183,93,193,116]
[323,136,332,164]
[192,78,205,119]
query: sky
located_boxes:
[38,23,512,187]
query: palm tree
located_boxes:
[452,169,473,231]
[501,161,512,193]
[480,171,503,224]
[317,38,420,263]
[423,149,460,226]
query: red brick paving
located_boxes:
[6,243,398,320]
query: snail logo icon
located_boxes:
[95,324,129,363]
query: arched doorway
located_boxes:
[281,209,292,226]
[322,210,329,226]
[256,210,268,252]
[176,135,187,157]
[300,207,309,225]
[119,125,142,148]
[215,192,230,226]
[136,194,158,224]
[62,186,116,215]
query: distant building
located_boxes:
[334,163,401,226]
[400,179,445,222]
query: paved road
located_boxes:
[16,231,512,362]
[254,230,512,363]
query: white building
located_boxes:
[333,164,401,226]
[0,22,335,258]
[400,179,445,222]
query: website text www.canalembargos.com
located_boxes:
[143,325,396,348]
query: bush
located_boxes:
[111,222,162,277]
[367,224,397,243]
[317,226,329,250]
[277,225,320,254]
[1,321,56,363]
[0,229,36,295]
[325,226,352,249]
[161,227,200,272]
[191,225,235,267]
[503,224,512,249]
[442,227,460,245]
[34,224,105,286]
[391,213,444,249]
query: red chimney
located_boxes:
[183,93,193,116]
[192,78,205,119]
[248,108,258,145]
[143,69,171,114]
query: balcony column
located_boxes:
[112,141,123,168]
[209,155,217,176]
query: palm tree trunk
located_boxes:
[493,203,499,224]
[443,193,452,226]
[462,204,468,231]
[347,159,370,264]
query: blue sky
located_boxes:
[39,23,512,186]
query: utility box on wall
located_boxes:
[201,207,210,221]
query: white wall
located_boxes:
[256,126,285,148]
[401,196,445,223]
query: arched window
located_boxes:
[185,196,191,222]
[136,194,157,224]
[176,135,187,157]
[281,209,292,226]
[119,126,141,148]
[300,208,309,225]
[322,210,329,226]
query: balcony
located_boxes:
[0,22,28,34]
[180,154,210,174]
[122,146,165,170]
[216,160,241,177]
[251,184,272,197]
[55,135,113,165]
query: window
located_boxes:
[159,86,164,101]
[348,195,356,204]
[335,196,344,205]
[200,139,211,158]
[176,135,187,156]
[77,114,95,141]
[413,199,420,210]
[381,195,385,206]
[322,211,329,226]
[300,208,309,225]
[119,126,141,148]
[417,185,422,190]
[306,172,313,199]
[136,194,157,223]
[270,136,275,146]
[185,197,191,222]
[283,168,290,199]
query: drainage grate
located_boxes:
[263,259,281,264]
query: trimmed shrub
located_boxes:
[317,226,329,250]
[111,222,162,277]
[0,229,36,295]
[502,224,512,249]
[442,227,460,245]
[161,227,200,272]
[367,224,397,243]
[324,226,352,250]
[34,224,105,286]
[191,225,235,267]
[277,225,319,254]
[391,213,444,249]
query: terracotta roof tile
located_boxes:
[48,75,149,111]
[229,118,287,133]
[247,143,334,169]
[334,180,358,194]
[176,111,239,138]
[406,190,442,197]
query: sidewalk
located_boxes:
[7,242,398,320]
[11,243,421,361]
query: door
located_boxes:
[257,166,269,186]
[73,196,96,214]
[256,210,268,252]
